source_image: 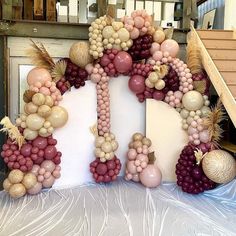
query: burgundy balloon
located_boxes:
[153,91,165,101]
[128,75,145,94]
[113,51,133,73]
[20,143,32,156]
[96,163,108,175]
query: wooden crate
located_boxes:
[24,0,33,20]
[46,0,56,21]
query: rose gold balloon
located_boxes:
[139,164,162,188]
[42,175,55,188]
[41,160,56,172]
[27,182,42,195]
[27,68,52,86]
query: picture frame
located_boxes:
[202,8,216,29]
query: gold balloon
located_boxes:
[9,183,26,198]
[132,133,143,141]
[23,128,38,140]
[32,93,46,106]
[153,30,165,44]
[45,96,54,107]
[3,178,12,192]
[22,173,37,189]
[46,106,68,128]
[8,170,24,184]
[24,102,38,114]
[142,137,152,147]
[26,114,45,131]
[38,105,51,117]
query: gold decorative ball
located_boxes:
[202,150,236,184]
[69,42,93,68]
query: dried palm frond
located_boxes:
[51,60,67,83]
[23,90,36,103]
[203,99,226,145]
[27,39,55,71]
[193,80,207,94]
[186,32,203,74]
[0,117,25,149]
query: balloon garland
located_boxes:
[1,10,236,198]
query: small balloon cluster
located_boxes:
[125,133,162,188]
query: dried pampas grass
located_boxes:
[186,32,203,74]
[203,99,226,145]
[0,117,25,149]
[27,40,55,71]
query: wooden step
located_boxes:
[197,30,235,40]
[202,39,236,50]
[228,84,236,98]
[214,60,236,72]
[220,72,236,84]
[208,49,236,60]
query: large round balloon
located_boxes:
[46,106,68,128]
[128,75,145,94]
[27,68,52,86]
[160,39,179,58]
[113,51,133,73]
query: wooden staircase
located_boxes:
[191,26,236,127]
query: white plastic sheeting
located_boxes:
[0,179,236,236]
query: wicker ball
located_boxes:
[69,42,93,68]
[202,150,236,184]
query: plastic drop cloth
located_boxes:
[0,178,236,236]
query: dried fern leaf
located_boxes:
[27,39,55,71]
[203,100,226,144]
[0,117,25,149]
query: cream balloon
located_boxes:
[37,105,51,117]
[24,102,38,114]
[26,114,45,131]
[27,182,42,195]
[32,93,46,106]
[182,91,204,111]
[9,183,26,198]
[8,170,24,184]
[27,68,52,86]
[23,128,38,140]
[46,106,68,128]
[3,178,12,192]
[153,30,165,44]
[22,173,37,189]
[45,95,54,107]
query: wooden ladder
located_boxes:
[191,26,236,127]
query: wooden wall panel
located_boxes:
[46,0,56,21]
[24,0,33,20]
[33,0,44,20]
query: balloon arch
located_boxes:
[1,10,235,199]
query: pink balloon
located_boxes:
[132,173,140,182]
[199,129,210,143]
[128,75,145,94]
[150,42,161,55]
[42,175,55,188]
[134,16,144,29]
[39,87,50,96]
[127,149,137,160]
[100,54,110,67]
[27,182,42,195]
[31,165,40,176]
[113,52,133,73]
[41,160,56,172]
[127,161,137,174]
[32,137,48,149]
[152,51,163,61]
[139,164,162,188]
[153,91,165,100]
[188,126,198,135]
[85,64,94,75]
[136,154,148,163]
[27,68,52,86]
[130,28,140,39]
[160,39,179,58]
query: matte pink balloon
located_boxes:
[153,51,163,61]
[130,28,140,39]
[27,182,42,195]
[41,160,56,172]
[127,161,137,174]
[42,175,55,188]
[128,75,145,94]
[100,54,110,67]
[27,68,52,86]
[139,164,162,188]
[199,129,210,143]
[150,42,161,55]
[132,173,140,182]
[160,39,179,58]
[31,165,40,176]
[44,146,57,159]
[113,52,133,73]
